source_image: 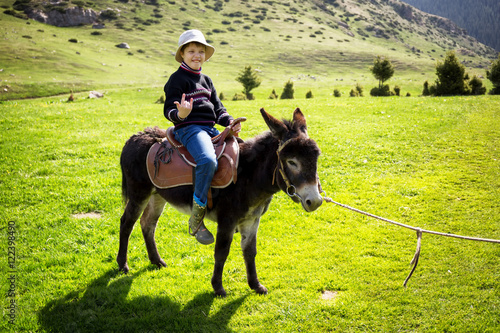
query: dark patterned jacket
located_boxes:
[163,63,233,129]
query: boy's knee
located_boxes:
[206,158,218,173]
[198,157,217,174]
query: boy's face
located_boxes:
[181,43,206,70]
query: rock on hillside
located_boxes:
[390,1,465,35]
[25,6,99,27]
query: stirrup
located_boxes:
[189,220,204,236]
[188,201,214,245]
[189,220,214,245]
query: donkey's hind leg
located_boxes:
[117,194,150,273]
[140,193,167,268]
[240,217,268,295]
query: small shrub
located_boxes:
[280,80,294,99]
[422,80,431,96]
[155,95,165,104]
[269,89,278,99]
[100,10,118,20]
[349,89,358,97]
[306,90,313,99]
[91,31,102,36]
[3,9,24,19]
[232,93,246,101]
[468,76,486,95]
[486,53,500,95]
[429,84,437,96]
[68,38,78,43]
[370,85,391,97]
[333,89,341,97]
[12,6,32,17]
[355,83,364,96]
[394,85,401,96]
[219,92,225,101]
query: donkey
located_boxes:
[117,108,323,296]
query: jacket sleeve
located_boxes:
[163,76,184,124]
[210,82,233,127]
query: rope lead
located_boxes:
[322,195,500,287]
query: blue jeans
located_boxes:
[174,125,220,207]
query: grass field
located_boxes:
[1,89,499,332]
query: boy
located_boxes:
[163,29,241,245]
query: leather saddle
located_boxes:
[146,117,246,190]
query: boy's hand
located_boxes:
[174,93,193,119]
[231,122,242,134]
[229,117,246,137]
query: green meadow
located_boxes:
[1,89,499,332]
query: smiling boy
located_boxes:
[163,30,241,245]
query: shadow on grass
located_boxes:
[38,268,247,332]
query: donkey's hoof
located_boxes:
[153,259,167,268]
[214,288,227,298]
[118,263,130,274]
[254,284,268,295]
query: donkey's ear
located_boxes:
[292,108,308,136]
[260,108,287,139]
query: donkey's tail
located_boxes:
[121,162,128,205]
[120,126,167,205]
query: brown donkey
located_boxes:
[117,108,323,296]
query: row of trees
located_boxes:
[370,52,500,97]
[422,52,499,96]
[232,53,500,100]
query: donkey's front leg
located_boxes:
[240,218,268,295]
[211,226,235,297]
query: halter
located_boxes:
[272,139,303,201]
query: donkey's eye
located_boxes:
[287,160,298,168]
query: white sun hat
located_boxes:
[175,29,215,63]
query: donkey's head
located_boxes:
[260,108,323,212]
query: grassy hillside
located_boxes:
[0,0,497,101]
